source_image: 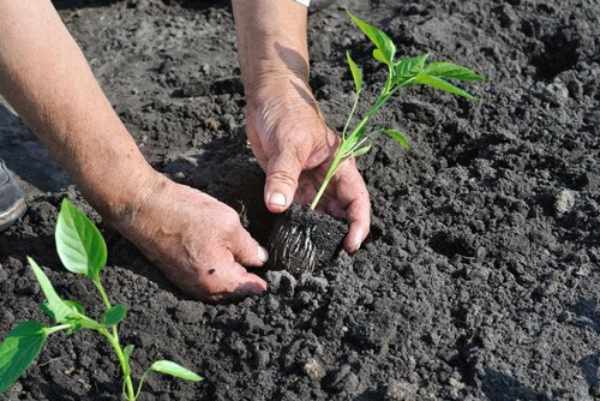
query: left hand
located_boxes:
[245,74,371,252]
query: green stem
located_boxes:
[310,151,344,210]
[342,91,360,140]
[94,279,112,309]
[44,324,72,335]
[134,370,151,400]
[309,72,415,209]
[94,279,135,401]
[100,328,136,401]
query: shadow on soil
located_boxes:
[0,105,70,193]
[481,369,552,401]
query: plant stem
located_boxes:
[342,92,360,140]
[101,329,136,401]
[44,324,72,335]
[310,152,343,210]
[94,279,136,401]
[94,279,112,309]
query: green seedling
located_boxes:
[310,11,484,209]
[0,199,202,400]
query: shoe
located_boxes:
[0,160,26,231]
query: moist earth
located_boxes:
[1,0,600,400]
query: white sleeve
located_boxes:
[294,0,310,6]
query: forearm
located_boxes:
[232,0,309,95]
[0,1,155,221]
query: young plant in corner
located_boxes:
[0,199,202,401]
[310,11,484,209]
[268,11,484,274]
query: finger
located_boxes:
[334,160,371,253]
[229,226,269,267]
[198,260,267,302]
[231,273,268,298]
[265,148,304,213]
[344,196,371,253]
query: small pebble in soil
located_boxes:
[554,189,576,215]
[385,380,418,401]
[304,358,326,381]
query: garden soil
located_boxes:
[1,0,600,400]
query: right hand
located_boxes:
[114,173,268,302]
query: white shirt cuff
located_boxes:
[294,0,310,6]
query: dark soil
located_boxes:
[2,0,600,400]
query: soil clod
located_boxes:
[267,204,346,275]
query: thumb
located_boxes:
[265,149,304,213]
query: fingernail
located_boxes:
[258,246,269,263]
[269,192,287,207]
[352,229,364,251]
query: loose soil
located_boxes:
[1,0,600,400]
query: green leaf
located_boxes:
[352,144,372,157]
[346,51,363,93]
[150,360,203,382]
[0,321,48,393]
[373,49,386,64]
[28,257,78,324]
[40,300,85,322]
[347,11,396,64]
[384,129,411,150]
[55,198,107,280]
[124,345,135,363]
[414,73,476,100]
[423,62,484,81]
[102,304,127,327]
[394,54,429,85]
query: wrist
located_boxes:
[75,152,160,228]
[244,68,312,109]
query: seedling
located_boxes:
[0,199,202,400]
[310,12,484,209]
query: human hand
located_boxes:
[245,75,371,252]
[114,173,268,302]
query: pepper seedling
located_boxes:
[310,11,484,209]
[0,199,202,400]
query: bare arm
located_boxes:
[0,0,268,301]
[0,0,155,222]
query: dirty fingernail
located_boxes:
[269,192,287,207]
[258,246,269,263]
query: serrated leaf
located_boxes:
[352,144,373,157]
[55,199,107,280]
[394,54,429,85]
[150,360,203,382]
[384,129,411,150]
[0,321,48,393]
[414,73,475,100]
[346,51,363,93]
[348,11,396,64]
[102,304,127,327]
[28,257,78,324]
[423,62,484,81]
